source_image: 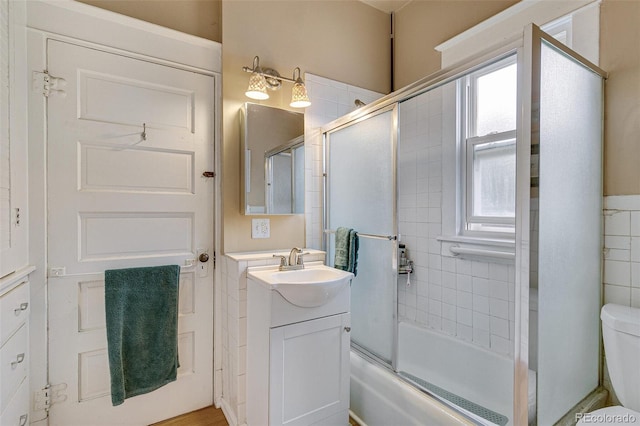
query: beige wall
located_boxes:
[74,0,640,240]
[393,0,518,89]
[221,0,390,253]
[601,0,640,196]
[76,0,222,42]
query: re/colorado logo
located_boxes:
[576,412,638,424]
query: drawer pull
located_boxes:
[19,414,28,426]
[11,353,25,367]
[14,302,28,315]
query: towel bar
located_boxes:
[449,245,515,260]
[324,229,397,241]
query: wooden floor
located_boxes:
[151,406,228,426]
[150,406,359,426]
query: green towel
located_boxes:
[334,227,359,276]
[105,265,180,406]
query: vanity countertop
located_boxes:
[225,248,325,262]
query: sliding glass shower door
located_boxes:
[325,106,397,364]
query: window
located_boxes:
[460,56,517,235]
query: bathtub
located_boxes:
[350,322,531,426]
[350,350,473,426]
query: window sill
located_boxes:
[437,235,515,262]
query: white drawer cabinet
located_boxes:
[247,268,351,426]
[0,376,29,426]
[0,324,28,412]
[0,280,30,425]
[0,281,30,346]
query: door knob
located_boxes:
[199,252,210,262]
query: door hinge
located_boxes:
[213,250,216,269]
[35,383,68,411]
[48,267,66,278]
[32,71,67,98]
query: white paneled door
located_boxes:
[46,40,215,425]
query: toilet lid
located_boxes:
[576,406,639,425]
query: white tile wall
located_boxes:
[603,201,640,309]
[396,88,516,357]
[303,74,384,249]
[601,196,640,405]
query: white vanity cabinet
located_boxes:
[247,267,351,426]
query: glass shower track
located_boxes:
[399,371,509,426]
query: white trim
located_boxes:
[26,0,221,73]
[220,397,240,426]
[0,265,35,296]
[212,54,224,411]
[438,235,515,263]
[460,56,517,237]
[435,0,593,52]
[604,195,640,211]
[435,0,598,68]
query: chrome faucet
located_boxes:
[273,248,306,271]
[289,247,303,268]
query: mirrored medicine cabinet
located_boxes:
[240,103,304,215]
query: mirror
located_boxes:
[240,103,304,215]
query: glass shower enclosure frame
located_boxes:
[323,104,399,368]
[322,24,606,425]
[522,25,605,425]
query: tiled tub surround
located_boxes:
[219,250,325,426]
[396,85,517,358]
[603,198,640,308]
[303,74,383,250]
[602,195,640,405]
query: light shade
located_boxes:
[290,79,311,108]
[245,72,269,100]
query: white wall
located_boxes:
[602,197,640,308]
[602,195,640,405]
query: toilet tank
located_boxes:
[601,304,640,411]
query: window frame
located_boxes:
[459,55,517,238]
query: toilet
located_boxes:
[577,304,640,425]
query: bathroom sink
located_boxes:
[247,265,354,308]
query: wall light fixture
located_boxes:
[242,56,311,108]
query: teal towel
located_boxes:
[105,265,180,406]
[334,227,359,276]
